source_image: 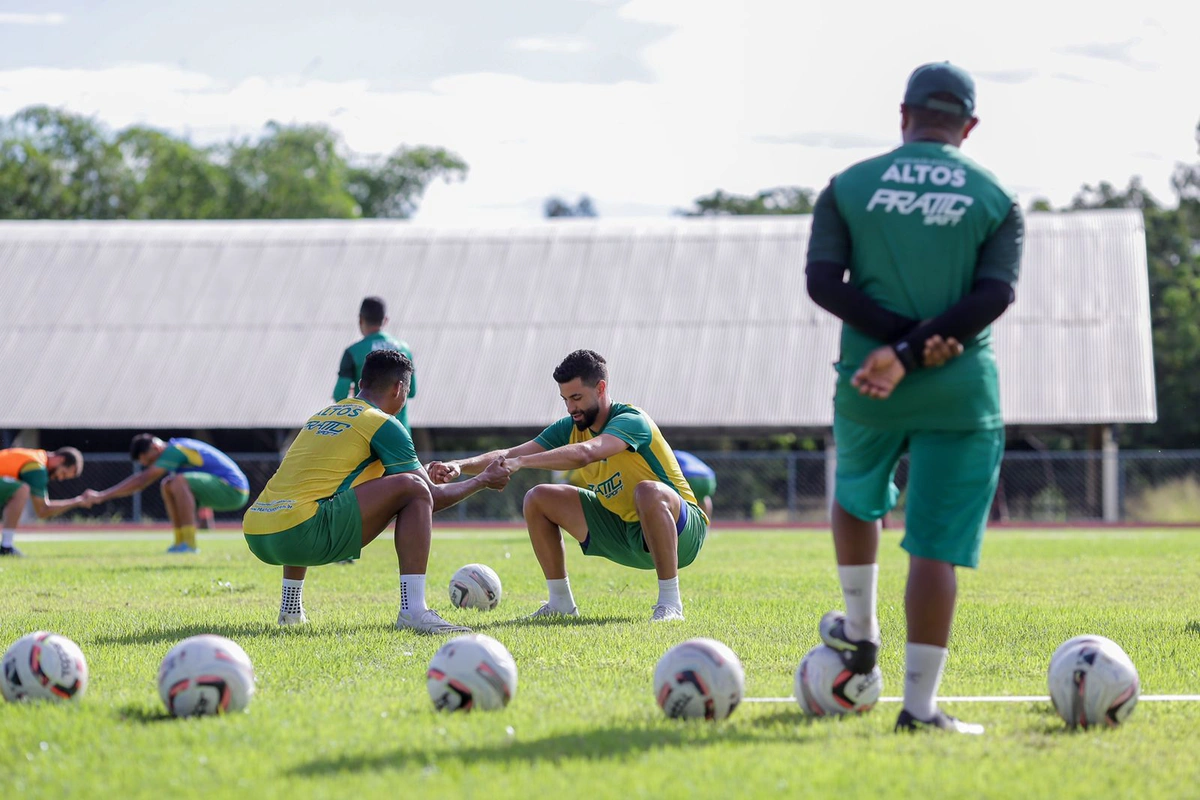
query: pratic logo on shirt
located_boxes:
[305,420,351,436]
[371,341,399,352]
[250,499,295,513]
[866,189,974,227]
[590,472,624,500]
[881,162,967,188]
[317,404,363,418]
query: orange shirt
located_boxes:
[0,448,47,479]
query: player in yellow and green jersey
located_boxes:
[805,62,1023,735]
[0,447,88,557]
[246,349,511,633]
[334,296,417,432]
[430,350,707,623]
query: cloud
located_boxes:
[1057,39,1157,70]
[1052,72,1095,84]
[756,132,896,150]
[975,68,1038,84]
[0,12,66,25]
[508,36,595,54]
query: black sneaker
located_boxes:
[819,610,879,673]
[895,708,984,735]
[0,545,25,557]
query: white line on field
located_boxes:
[745,695,1200,704]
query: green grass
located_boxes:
[2,527,1199,799]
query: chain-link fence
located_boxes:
[32,449,1200,525]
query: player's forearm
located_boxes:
[511,445,592,472]
[431,474,489,512]
[456,449,516,475]
[806,261,920,342]
[100,473,154,500]
[34,499,79,519]
[893,279,1015,370]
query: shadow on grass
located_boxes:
[93,620,387,646]
[116,703,175,724]
[1185,621,1200,636]
[289,723,794,776]
[471,613,640,632]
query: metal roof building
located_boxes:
[0,210,1155,431]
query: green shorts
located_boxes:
[685,475,717,503]
[244,490,363,567]
[181,472,250,512]
[576,488,706,571]
[0,477,25,506]
[834,416,1004,569]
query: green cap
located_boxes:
[903,62,975,118]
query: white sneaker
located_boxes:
[527,603,579,619]
[278,610,308,626]
[650,604,685,622]
[395,608,472,634]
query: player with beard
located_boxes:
[428,350,707,622]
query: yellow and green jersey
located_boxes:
[535,403,706,524]
[244,398,420,535]
[335,332,417,431]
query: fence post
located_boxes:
[131,463,143,523]
[824,434,837,522]
[1101,426,1119,522]
[786,454,797,522]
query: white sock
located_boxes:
[903,642,948,720]
[547,577,576,611]
[1,529,14,548]
[838,564,879,641]
[399,574,427,615]
[280,578,304,616]
[656,576,682,611]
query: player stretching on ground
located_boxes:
[245,349,511,632]
[430,350,707,622]
[0,447,87,556]
[805,62,1023,734]
[86,435,249,553]
[335,296,417,432]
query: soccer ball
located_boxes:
[157,634,255,717]
[427,634,517,712]
[654,638,745,721]
[1048,634,1139,729]
[795,644,883,717]
[1,631,88,702]
[448,563,502,611]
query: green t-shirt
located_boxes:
[335,331,417,431]
[807,141,1023,430]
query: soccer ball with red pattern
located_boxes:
[1048,634,1139,729]
[427,634,517,712]
[448,563,502,611]
[157,635,255,717]
[1,631,88,703]
[654,638,745,721]
[795,644,882,717]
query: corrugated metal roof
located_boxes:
[0,211,1155,429]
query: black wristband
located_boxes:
[892,341,919,373]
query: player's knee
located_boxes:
[633,480,666,510]
[523,484,552,518]
[11,481,30,503]
[167,477,191,498]
[391,472,431,506]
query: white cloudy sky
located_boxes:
[1,0,1197,221]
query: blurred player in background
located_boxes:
[430,349,707,622]
[0,446,87,556]
[335,296,417,432]
[805,62,1022,734]
[674,450,716,518]
[245,349,510,632]
[85,435,250,553]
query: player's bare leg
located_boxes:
[522,484,587,617]
[160,478,182,551]
[820,501,882,672]
[0,481,30,557]
[353,473,467,634]
[164,476,199,552]
[633,481,685,621]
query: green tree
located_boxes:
[348,146,467,219]
[224,122,357,219]
[117,127,227,219]
[543,194,597,217]
[679,186,814,216]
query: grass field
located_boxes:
[2,527,1199,799]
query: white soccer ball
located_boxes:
[448,563,503,611]
[795,644,883,717]
[1048,634,1139,729]
[426,634,517,712]
[654,638,745,721]
[1,631,88,703]
[157,634,255,717]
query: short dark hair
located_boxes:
[129,433,156,461]
[904,92,972,134]
[54,446,83,475]
[360,296,387,326]
[360,348,413,391]
[553,349,608,387]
